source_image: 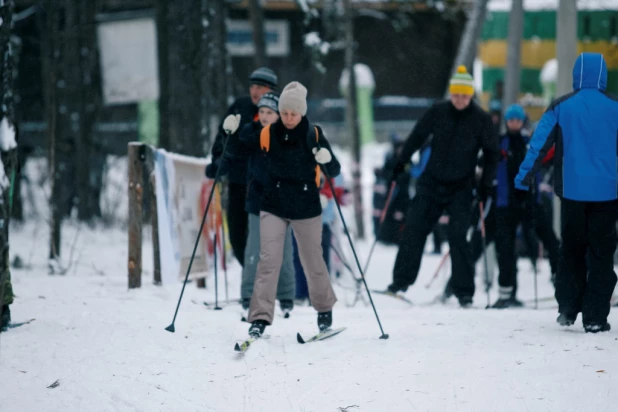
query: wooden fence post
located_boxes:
[146,146,162,285]
[128,142,143,288]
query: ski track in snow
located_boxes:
[1,222,617,412]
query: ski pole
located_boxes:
[218,186,229,303]
[425,250,451,289]
[213,233,222,310]
[329,240,357,278]
[534,243,542,310]
[330,232,368,308]
[478,200,491,309]
[165,131,231,333]
[322,168,389,340]
[362,180,397,276]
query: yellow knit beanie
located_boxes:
[449,65,475,96]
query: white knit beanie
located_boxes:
[278,81,308,116]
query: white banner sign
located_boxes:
[154,150,225,284]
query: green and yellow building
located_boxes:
[479,2,618,120]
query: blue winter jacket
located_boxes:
[515,52,618,201]
[496,132,541,207]
[410,146,431,179]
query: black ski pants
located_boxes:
[556,199,617,325]
[495,207,527,299]
[521,204,560,275]
[392,184,475,298]
[227,183,249,267]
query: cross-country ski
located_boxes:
[296,327,347,344]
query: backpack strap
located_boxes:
[313,126,321,188]
[260,124,271,152]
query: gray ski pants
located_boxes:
[249,212,337,324]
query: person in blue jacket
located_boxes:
[515,52,618,332]
[491,104,559,309]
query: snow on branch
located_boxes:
[0,117,16,151]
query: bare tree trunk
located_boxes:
[0,1,15,123]
[156,0,170,151]
[502,0,523,109]
[38,0,64,261]
[158,0,210,156]
[76,0,103,221]
[444,0,489,98]
[248,0,266,68]
[208,0,229,151]
[344,0,364,239]
[0,0,17,322]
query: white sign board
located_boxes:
[155,150,226,284]
[97,18,159,105]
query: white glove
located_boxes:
[223,114,241,134]
[312,147,332,164]
[320,194,329,209]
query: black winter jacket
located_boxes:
[398,100,499,192]
[260,117,341,220]
[238,121,270,216]
[212,96,258,185]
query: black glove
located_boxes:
[205,162,218,179]
[514,188,536,224]
[476,184,496,203]
[513,188,530,204]
[389,162,406,185]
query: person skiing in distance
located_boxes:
[247,82,340,337]
[386,65,499,307]
[205,67,278,267]
[515,52,618,332]
[491,103,559,309]
[236,92,296,318]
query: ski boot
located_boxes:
[557,313,577,326]
[280,300,293,319]
[458,296,473,308]
[492,297,523,309]
[241,299,251,322]
[584,322,611,333]
[1,305,10,332]
[248,320,267,338]
[386,283,407,294]
[441,279,454,303]
[317,310,332,332]
[508,298,524,308]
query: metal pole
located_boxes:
[554,0,578,238]
[502,0,523,109]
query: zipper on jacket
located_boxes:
[276,181,281,188]
[303,184,308,191]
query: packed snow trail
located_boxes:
[1,223,617,412]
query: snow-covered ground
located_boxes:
[2,145,618,411]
